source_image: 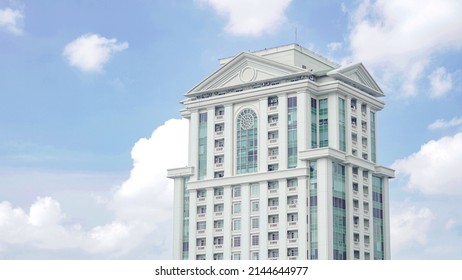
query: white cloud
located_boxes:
[0,118,189,258]
[0,7,23,35]
[63,33,128,73]
[198,0,292,36]
[428,117,462,130]
[348,0,462,97]
[392,133,462,195]
[428,67,453,98]
[28,197,64,227]
[327,42,342,52]
[391,206,434,252]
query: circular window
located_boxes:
[239,109,255,130]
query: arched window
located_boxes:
[236,108,258,174]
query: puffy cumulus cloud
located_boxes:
[391,205,435,254]
[428,67,453,98]
[428,117,462,130]
[28,197,64,227]
[63,33,128,73]
[392,133,462,195]
[0,198,83,250]
[348,0,462,97]
[0,7,23,35]
[198,0,292,36]
[0,118,189,258]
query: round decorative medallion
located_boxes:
[240,111,254,130]
[239,67,256,83]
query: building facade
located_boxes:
[168,44,394,260]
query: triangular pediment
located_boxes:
[327,63,384,97]
[187,52,303,95]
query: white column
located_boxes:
[241,184,250,259]
[346,165,354,260]
[189,111,199,180]
[259,98,268,171]
[297,176,308,259]
[297,90,308,168]
[345,97,352,156]
[206,108,215,180]
[316,158,332,259]
[205,187,214,259]
[328,95,338,150]
[224,104,234,177]
[172,177,184,259]
[278,93,288,170]
[259,181,268,260]
[223,186,232,259]
[188,189,197,259]
[278,178,288,259]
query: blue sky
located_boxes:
[1,0,462,259]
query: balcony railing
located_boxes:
[197,230,205,235]
[214,195,223,200]
[215,131,224,137]
[214,163,224,169]
[269,155,278,161]
[268,240,278,246]
[288,186,297,193]
[288,221,297,227]
[215,146,224,153]
[268,105,278,111]
[269,206,278,212]
[288,204,297,210]
[268,189,278,195]
[214,228,223,234]
[268,138,278,145]
[215,115,224,121]
[268,122,278,129]
[214,212,223,217]
[269,223,278,229]
[287,238,298,244]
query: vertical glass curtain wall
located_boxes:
[198,112,208,180]
[288,97,298,168]
[332,162,346,260]
[236,108,258,174]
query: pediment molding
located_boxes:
[327,63,384,97]
[187,52,303,96]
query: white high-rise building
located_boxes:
[168,44,394,260]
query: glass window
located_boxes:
[198,112,208,179]
[233,219,241,231]
[251,183,260,197]
[197,221,206,230]
[236,108,258,174]
[251,217,259,229]
[233,236,241,247]
[232,186,241,198]
[233,202,241,214]
[251,235,259,246]
[319,98,328,147]
[251,200,259,212]
[288,96,298,168]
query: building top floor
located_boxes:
[183,44,384,108]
